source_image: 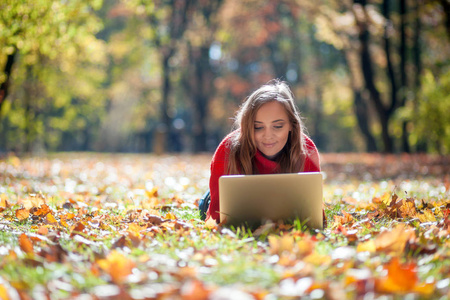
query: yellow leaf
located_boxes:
[381,193,392,206]
[46,213,58,225]
[146,187,158,198]
[0,194,9,208]
[165,212,177,220]
[357,240,376,253]
[303,252,331,266]
[0,284,9,300]
[97,250,135,284]
[418,209,437,223]
[127,223,142,236]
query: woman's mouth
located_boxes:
[263,142,276,148]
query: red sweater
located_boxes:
[206,130,321,222]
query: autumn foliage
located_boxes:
[0,153,449,299]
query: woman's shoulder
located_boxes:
[302,133,321,172]
[302,133,318,152]
[212,129,239,162]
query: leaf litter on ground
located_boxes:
[0,152,449,299]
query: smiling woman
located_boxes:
[203,79,321,223]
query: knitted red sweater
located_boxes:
[206,130,321,222]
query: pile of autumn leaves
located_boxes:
[0,154,449,299]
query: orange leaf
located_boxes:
[97,250,135,284]
[15,208,29,221]
[64,212,76,220]
[374,224,415,256]
[37,226,48,235]
[18,233,34,255]
[375,257,417,294]
[33,204,51,217]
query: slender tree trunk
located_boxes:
[0,50,17,119]
[400,0,411,152]
[354,91,378,152]
[192,46,210,152]
[440,0,450,40]
[359,25,393,152]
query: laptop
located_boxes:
[219,172,323,229]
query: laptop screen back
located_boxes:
[218,172,323,229]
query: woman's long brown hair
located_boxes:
[227,80,306,175]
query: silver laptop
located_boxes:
[219,172,323,229]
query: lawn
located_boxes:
[0,152,449,299]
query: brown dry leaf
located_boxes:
[399,200,417,218]
[97,250,135,284]
[18,233,34,255]
[375,257,417,294]
[15,208,30,221]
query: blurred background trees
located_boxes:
[1,0,449,154]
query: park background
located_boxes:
[1,0,449,156]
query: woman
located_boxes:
[203,79,322,224]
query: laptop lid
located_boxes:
[219,172,323,229]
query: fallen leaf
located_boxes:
[374,224,415,256]
[37,226,48,235]
[205,217,218,230]
[45,213,58,225]
[375,257,417,294]
[33,204,51,217]
[97,250,135,284]
[15,208,29,221]
[18,233,34,255]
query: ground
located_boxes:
[0,152,449,299]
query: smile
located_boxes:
[263,142,276,148]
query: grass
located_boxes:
[0,153,449,299]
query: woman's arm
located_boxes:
[206,135,232,222]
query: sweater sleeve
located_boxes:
[302,135,321,172]
[206,133,233,222]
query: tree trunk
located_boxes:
[192,46,210,152]
[356,1,393,152]
[400,0,411,152]
[354,91,378,152]
[0,50,17,118]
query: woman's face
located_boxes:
[253,101,292,159]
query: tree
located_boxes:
[0,0,107,153]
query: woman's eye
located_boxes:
[274,125,283,129]
[254,127,263,131]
